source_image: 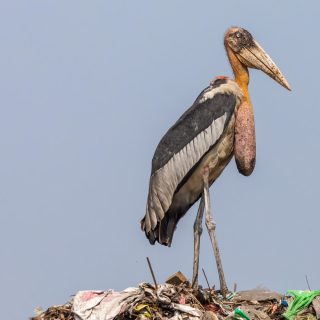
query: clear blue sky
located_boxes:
[1,1,319,319]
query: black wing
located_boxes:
[152,90,236,173]
[141,79,242,244]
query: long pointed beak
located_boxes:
[236,40,291,91]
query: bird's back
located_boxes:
[141,78,243,246]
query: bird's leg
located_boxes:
[192,196,205,288]
[203,167,229,297]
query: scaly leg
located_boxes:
[192,196,205,288]
[203,168,228,297]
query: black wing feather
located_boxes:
[152,91,236,173]
[142,79,242,246]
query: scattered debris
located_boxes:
[312,296,320,320]
[166,271,189,286]
[202,269,212,290]
[146,257,158,289]
[31,272,320,320]
[31,303,75,320]
[283,290,320,320]
[202,311,219,320]
[233,289,282,303]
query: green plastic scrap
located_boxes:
[235,308,251,320]
[283,290,320,320]
[228,308,251,320]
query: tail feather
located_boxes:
[141,206,186,247]
[159,208,179,246]
[140,217,157,245]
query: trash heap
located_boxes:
[31,272,320,320]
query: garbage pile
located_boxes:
[31,272,320,320]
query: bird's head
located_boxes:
[224,27,291,91]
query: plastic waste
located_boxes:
[227,307,251,320]
[283,290,320,320]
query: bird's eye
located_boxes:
[236,32,241,38]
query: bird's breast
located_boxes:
[206,115,235,184]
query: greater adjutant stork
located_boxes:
[141,27,290,295]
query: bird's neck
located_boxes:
[226,46,251,103]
